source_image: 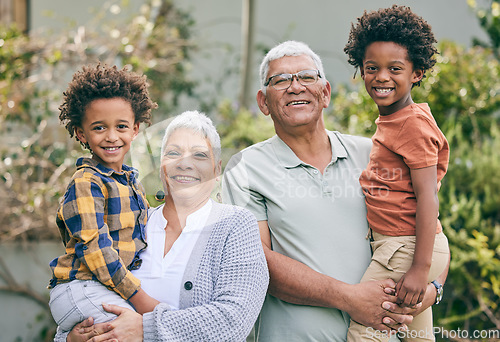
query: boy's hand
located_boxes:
[67,317,107,342]
[395,266,428,307]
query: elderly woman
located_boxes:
[65,110,269,341]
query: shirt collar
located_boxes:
[152,199,213,233]
[271,130,348,169]
[76,157,137,177]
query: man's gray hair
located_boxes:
[161,110,222,165]
[259,40,327,94]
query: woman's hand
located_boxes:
[86,303,144,342]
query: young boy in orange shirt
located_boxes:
[344,5,450,341]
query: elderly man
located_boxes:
[222,40,447,341]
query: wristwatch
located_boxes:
[431,280,443,305]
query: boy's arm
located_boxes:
[395,165,438,306]
[128,288,160,314]
[382,254,449,324]
[59,176,141,300]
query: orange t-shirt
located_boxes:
[359,103,449,236]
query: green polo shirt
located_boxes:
[223,130,373,342]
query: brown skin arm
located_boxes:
[128,288,160,314]
[258,221,413,332]
[383,253,450,324]
[395,166,439,307]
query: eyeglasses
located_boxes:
[264,69,322,90]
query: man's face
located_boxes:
[257,55,331,137]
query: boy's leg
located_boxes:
[348,234,417,342]
[49,279,134,332]
[401,232,449,342]
[399,307,434,341]
[348,232,449,342]
[347,237,406,342]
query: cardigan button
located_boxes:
[184,281,193,290]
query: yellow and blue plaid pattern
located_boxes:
[49,158,148,300]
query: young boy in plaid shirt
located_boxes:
[48,64,159,334]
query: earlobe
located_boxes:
[413,69,424,83]
[218,160,222,174]
[322,81,332,108]
[215,160,222,179]
[256,90,270,116]
[75,127,87,144]
[132,123,140,141]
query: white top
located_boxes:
[131,200,212,309]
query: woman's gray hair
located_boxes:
[259,40,327,95]
[161,110,221,165]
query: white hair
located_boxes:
[259,40,327,94]
[161,110,221,165]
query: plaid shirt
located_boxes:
[49,158,148,300]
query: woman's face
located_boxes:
[161,128,219,204]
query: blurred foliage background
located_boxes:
[0,0,498,340]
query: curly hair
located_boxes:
[344,5,437,86]
[59,63,157,147]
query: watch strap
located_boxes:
[431,280,443,305]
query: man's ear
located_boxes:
[322,81,332,109]
[256,90,270,116]
[75,127,87,144]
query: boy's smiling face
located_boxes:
[361,41,423,115]
[75,97,139,172]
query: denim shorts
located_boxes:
[49,280,134,332]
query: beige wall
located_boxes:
[29,0,487,114]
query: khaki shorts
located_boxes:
[347,231,450,342]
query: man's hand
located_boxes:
[344,279,413,333]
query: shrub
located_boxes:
[434,124,500,332]
[0,0,196,242]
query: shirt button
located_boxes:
[184,281,193,290]
[313,170,319,174]
[130,259,142,270]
